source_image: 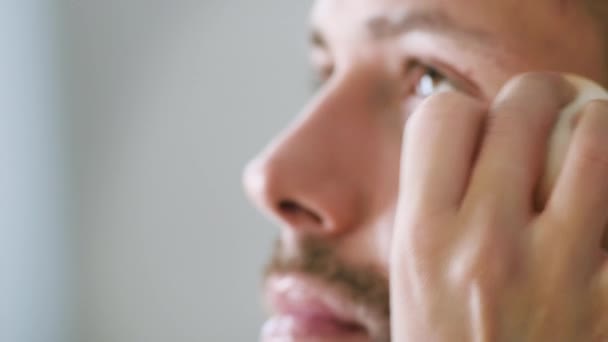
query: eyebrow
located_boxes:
[366,10,491,42]
[311,10,493,49]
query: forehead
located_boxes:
[311,0,555,43]
[312,0,512,23]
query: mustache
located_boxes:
[264,236,390,338]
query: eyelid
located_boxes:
[413,58,483,98]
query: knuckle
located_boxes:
[401,214,445,252]
[485,107,521,136]
[574,104,608,170]
[582,99,608,114]
[448,243,510,291]
[575,135,608,171]
[494,72,573,112]
[502,72,568,95]
[448,213,512,288]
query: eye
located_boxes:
[413,64,456,98]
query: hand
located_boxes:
[390,73,608,341]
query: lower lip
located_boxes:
[261,314,368,342]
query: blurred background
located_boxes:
[1,1,311,341]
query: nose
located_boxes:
[243,75,380,237]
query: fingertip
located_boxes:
[496,72,577,109]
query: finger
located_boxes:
[546,99,608,252]
[591,259,608,337]
[462,73,575,220]
[398,91,486,218]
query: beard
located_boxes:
[263,236,391,342]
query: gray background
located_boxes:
[65,1,311,341]
[1,1,69,341]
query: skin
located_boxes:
[243,0,608,340]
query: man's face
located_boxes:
[243,0,606,341]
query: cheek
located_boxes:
[328,110,402,192]
[352,121,403,270]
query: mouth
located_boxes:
[262,274,372,342]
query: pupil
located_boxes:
[427,68,441,82]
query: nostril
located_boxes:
[278,200,299,213]
[278,199,323,224]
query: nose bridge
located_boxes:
[243,70,370,235]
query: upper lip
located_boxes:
[263,273,367,333]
